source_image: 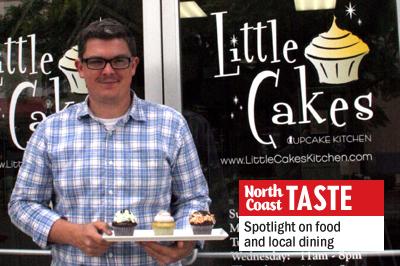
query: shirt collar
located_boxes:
[77,91,147,122]
[128,93,147,122]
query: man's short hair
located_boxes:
[77,18,137,59]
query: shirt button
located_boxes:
[108,161,113,165]
[108,190,113,195]
[108,252,113,258]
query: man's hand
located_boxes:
[72,221,113,256]
[49,219,113,257]
[140,241,195,266]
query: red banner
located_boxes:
[239,180,384,216]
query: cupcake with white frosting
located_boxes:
[112,209,138,236]
[151,210,176,235]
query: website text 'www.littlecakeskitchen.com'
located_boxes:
[220,153,373,165]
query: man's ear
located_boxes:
[75,59,85,78]
[130,57,140,76]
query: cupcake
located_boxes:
[151,210,176,235]
[112,209,138,236]
[58,45,88,94]
[305,17,369,84]
[189,210,216,235]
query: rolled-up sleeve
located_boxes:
[8,124,61,248]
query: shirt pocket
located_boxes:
[119,147,172,203]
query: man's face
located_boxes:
[75,38,139,104]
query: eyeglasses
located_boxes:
[82,56,132,70]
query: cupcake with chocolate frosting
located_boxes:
[189,210,216,235]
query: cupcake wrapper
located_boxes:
[191,225,214,235]
[113,226,135,236]
[305,55,367,84]
[153,228,175,235]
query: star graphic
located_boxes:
[230,35,238,47]
[233,96,239,105]
[345,2,357,19]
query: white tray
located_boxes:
[103,228,228,242]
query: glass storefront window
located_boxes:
[180,0,400,265]
[1,0,400,264]
[0,1,143,264]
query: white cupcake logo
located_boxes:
[305,17,369,84]
[58,45,88,94]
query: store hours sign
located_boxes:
[212,11,373,149]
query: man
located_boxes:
[8,18,211,265]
